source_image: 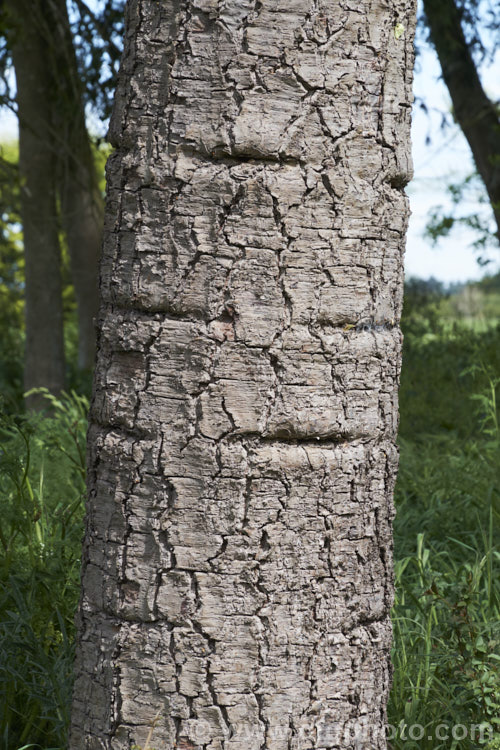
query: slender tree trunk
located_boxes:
[6,0,103,389]
[423,0,500,240]
[6,0,66,407]
[70,2,416,748]
[59,161,103,372]
[49,0,103,372]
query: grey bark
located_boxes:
[423,0,500,241]
[6,0,66,407]
[70,1,416,749]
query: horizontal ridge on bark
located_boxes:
[70,1,416,748]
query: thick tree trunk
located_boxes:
[70,2,416,748]
[6,0,66,407]
[423,0,500,241]
[50,0,103,372]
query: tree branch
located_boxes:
[423,0,500,242]
[71,0,122,61]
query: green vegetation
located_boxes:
[0,141,23,411]
[0,278,499,749]
[388,280,500,749]
[0,139,110,411]
[0,391,87,750]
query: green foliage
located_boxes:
[390,531,500,749]
[401,278,500,437]
[389,292,500,748]
[425,173,497,258]
[0,1,125,126]
[0,141,24,411]
[67,0,125,123]
[0,391,88,750]
[0,137,110,407]
[401,277,450,339]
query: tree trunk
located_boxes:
[6,0,66,408]
[6,0,103,390]
[49,0,103,372]
[423,0,500,241]
[70,2,416,748]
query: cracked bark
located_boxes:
[70,1,416,748]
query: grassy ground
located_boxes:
[388,313,500,748]
[0,286,499,749]
[0,392,87,750]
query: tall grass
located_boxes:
[0,392,87,750]
[388,314,500,748]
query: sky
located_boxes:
[1,15,499,285]
[407,35,500,283]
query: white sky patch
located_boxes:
[406,38,500,283]
[0,108,17,140]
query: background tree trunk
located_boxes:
[70,1,416,748]
[6,0,66,407]
[50,0,103,372]
[5,0,103,398]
